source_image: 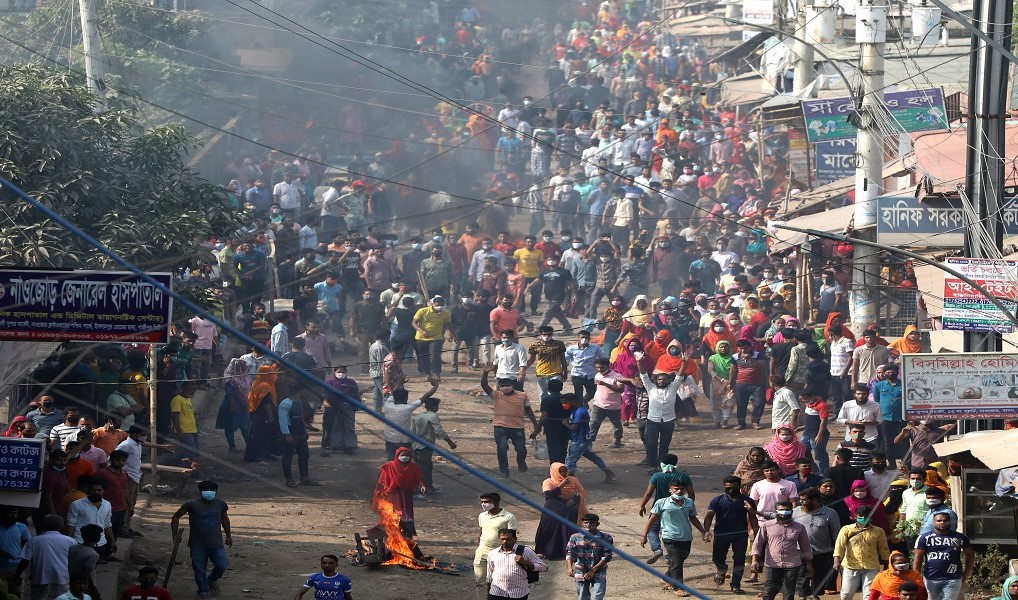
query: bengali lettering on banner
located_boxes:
[942,257,1018,333]
[814,139,857,183]
[0,269,173,343]
[0,438,45,493]
[802,88,949,143]
[902,352,1018,419]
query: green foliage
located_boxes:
[0,64,244,271]
[310,0,376,33]
[966,544,1011,592]
[893,516,921,541]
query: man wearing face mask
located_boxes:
[791,488,841,598]
[583,237,620,318]
[450,294,485,373]
[636,355,682,467]
[481,365,538,478]
[703,475,759,594]
[561,394,616,482]
[650,236,683,298]
[916,488,956,536]
[171,480,232,600]
[565,331,603,403]
[752,500,813,600]
[412,297,453,378]
[863,452,896,503]
[121,566,172,600]
[473,493,517,600]
[527,326,568,398]
[468,240,505,287]
[420,246,454,300]
[566,514,614,600]
[641,480,706,595]
[65,479,116,562]
[25,395,64,439]
[492,328,528,391]
[834,505,890,600]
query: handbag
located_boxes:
[530,437,549,461]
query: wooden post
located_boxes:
[149,344,159,487]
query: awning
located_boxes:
[708,32,773,64]
[768,203,858,252]
[784,154,918,215]
[720,73,777,107]
[932,429,1018,470]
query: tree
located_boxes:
[0,64,244,270]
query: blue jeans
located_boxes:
[646,520,662,552]
[190,546,229,594]
[735,384,765,426]
[576,580,607,600]
[925,578,963,600]
[493,426,527,474]
[372,376,384,412]
[802,430,830,472]
[416,338,445,375]
[565,440,608,474]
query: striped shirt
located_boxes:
[486,544,548,598]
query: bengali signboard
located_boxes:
[802,88,949,143]
[814,139,857,183]
[0,269,173,342]
[942,258,1017,333]
[902,352,1018,419]
[787,128,811,187]
[0,438,44,493]
[742,0,775,23]
[877,196,1018,247]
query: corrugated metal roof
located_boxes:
[933,429,1018,469]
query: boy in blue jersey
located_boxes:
[562,393,617,483]
[294,555,353,600]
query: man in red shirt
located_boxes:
[489,294,528,339]
[534,230,561,258]
[94,450,131,538]
[445,233,468,293]
[494,231,516,256]
[120,566,173,600]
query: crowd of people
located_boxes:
[1,0,1002,599]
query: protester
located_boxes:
[486,529,547,600]
[751,500,813,600]
[293,555,353,600]
[373,447,425,537]
[473,493,517,600]
[702,475,758,595]
[565,514,613,600]
[641,479,705,596]
[535,463,586,560]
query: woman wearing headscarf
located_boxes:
[619,295,655,346]
[611,334,653,424]
[323,366,360,453]
[868,551,927,600]
[844,480,891,535]
[244,365,279,464]
[655,340,700,381]
[707,340,734,427]
[644,330,673,364]
[655,118,679,145]
[701,318,736,356]
[2,416,26,437]
[374,446,425,537]
[534,462,587,559]
[888,325,922,359]
[763,426,807,476]
[733,446,768,487]
[216,358,251,454]
[990,576,1018,600]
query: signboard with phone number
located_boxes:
[902,352,1018,419]
[0,439,44,492]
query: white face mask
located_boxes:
[397,455,411,463]
[578,338,589,347]
[713,325,725,332]
[480,502,495,512]
[501,338,512,345]
[572,242,582,249]
[336,373,347,379]
[581,523,595,531]
[543,236,552,242]
[411,243,421,250]
[925,498,941,507]
[433,305,445,312]
[539,335,550,342]
[778,434,792,442]
[893,564,909,571]
[853,491,868,499]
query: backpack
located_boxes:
[513,545,540,583]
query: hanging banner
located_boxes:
[942,257,1017,333]
[902,352,1018,419]
[814,139,857,183]
[742,0,775,23]
[0,269,173,342]
[802,88,949,143]
[787,128,812,188]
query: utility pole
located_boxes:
[849,0,886,335]
[792,1,816,95]
[77,0,106,108]
[962,0,1011,356]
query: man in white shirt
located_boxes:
[115,427,172,535]
[835,383,882,442]
[863,452,896,502]
[272,172,303,211]
[16,514,77,600]
[473,493,518,600]
[492,331,528,390]
[710,237,740,272]
[189,315,217,386]
[486,529,547,600]
[65,480,116,558]
[496,103,521,131]
[381,377,438,459]
[637,354,682,468]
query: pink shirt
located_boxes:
[749,478,799,519]
[592,370,623,410]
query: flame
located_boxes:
[375,497,426,569]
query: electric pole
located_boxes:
[849,0,886,335]
[962,0,1011,356]
[78,0,106,108]
[792,1,816,94]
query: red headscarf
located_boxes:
[654,340,700,380]
[644,330,673,364]
[823,312,855,341]
[3,416,26,437]
[702,318,737,353]
[763,426,806,476]
[843,479,891,534]
[376,446,423,493]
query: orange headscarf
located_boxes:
[644,330,672,363]
[247,365,278,412]
[702,318,736,353]
[888,324,921,355]
[542,462,587,523]
[869,551,927,600]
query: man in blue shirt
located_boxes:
[913,512,973,600]
[784,457,824,492]
[563,394,616,483]
[641,480,706,593]
[294,554,353,600]
[0,505,30,580]
[234,241,268,314]
[314,274,344,337]
[637,454,695,565]
[565,330,603,403]
[918,487,957,536]
[702,475,759,595]
[689,249,722,295]
[871,363,906,467]
[278,380,319,487]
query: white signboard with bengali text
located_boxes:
[902,352,1018,419]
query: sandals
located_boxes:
[713,571,727,585]
[285,480,299,487]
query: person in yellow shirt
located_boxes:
[527,325,567,397]
[834,504,891,600]
[413,296,454,378]
[512,236,544,315]
[170,381,200,465]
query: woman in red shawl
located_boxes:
[701,318,736,355]
[644,330,672,364]
[823,312,855,342]
[2,416,26,437]
[611,334,653,425]
[763,426,807,476]
[374,446,425,537]
[844,479,891,535]
[655,340,701,382]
